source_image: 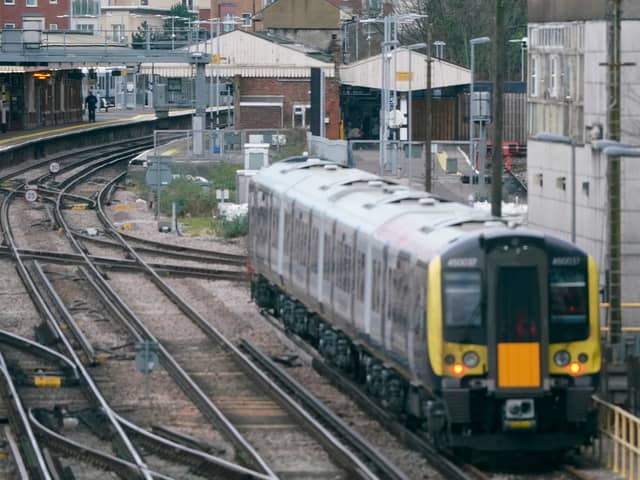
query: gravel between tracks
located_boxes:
[108,188,444,480]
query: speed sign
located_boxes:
[25,189,38,202]
[49,162,60,174]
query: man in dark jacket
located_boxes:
[85,91,98,122]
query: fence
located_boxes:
[586,396,640,479]
[151,128,308,164]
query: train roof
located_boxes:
[252,158,508,260]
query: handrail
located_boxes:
[586,397,640,479]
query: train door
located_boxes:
[486,247,548,392]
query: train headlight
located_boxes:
[451,363,466,377]
[553,350,571,367]
[568,361,583,376]
[462,351,479,368]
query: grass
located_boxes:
[179,216,215,236]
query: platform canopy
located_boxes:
[139,29,335,78]
[340,48,470,92]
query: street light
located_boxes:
[509,36,528,81]
[533,132,577,243]
[592,141,639,345]
[406,42,426,186]
[362,14,427,175]
[469,36,491,194]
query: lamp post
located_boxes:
[591,141,640,345]
[406,42,426,187]
[469,36,491,194]
[508,36,528,81]
[362,13,426,176]
[533,132,577,243]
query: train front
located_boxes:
[427,228,601,453]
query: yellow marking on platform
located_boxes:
[0,118,130,145]
[34,376,62,388]
[437,151,448,172]
[119,223,132,231]
[70,204,88,210]
[113,204,134,211]
[162,148,178,156]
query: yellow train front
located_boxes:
[428,230,601,453]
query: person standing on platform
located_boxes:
[85,91,98,122]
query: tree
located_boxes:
[163,3,196,43]
[394,0,526,80]
[132,21,154,49]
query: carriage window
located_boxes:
[443,270,482,327]
[549,267,589,342]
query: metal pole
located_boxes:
[216,19,221,150]
[408,47,412,185]
[171,16,175,50]
[425,25,432,192]
[608,0,622,345]
[571,137,576,243]
[470,42,475,175]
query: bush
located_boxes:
[159,178,216,217]
[220,215,248,238]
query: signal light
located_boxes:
[450,363,466,377]
[33,72,51,80]
[567,361,583,376]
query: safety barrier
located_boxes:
[586,396,640,479]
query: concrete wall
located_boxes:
[527,140,640,325]
[529,0,640,22]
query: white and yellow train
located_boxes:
[248,157,601,455]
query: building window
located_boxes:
[4,0,15,5]
[112,24,125,42]
[530,56,538,97]
[4,23,16,28]
[72,0,98,16]
[26,0,37,7]
[223,12,234,32]
[241,12,252,27]
[293,104,311,129]
[49,0,56,4]
[78,23,93,32]
[49,23,58,30]
[550,56,559,97]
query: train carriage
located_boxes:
[248,157,601,455]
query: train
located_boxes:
[247,156,601,456]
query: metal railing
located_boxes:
[586,396,640,479]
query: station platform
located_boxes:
[0,107,191,153]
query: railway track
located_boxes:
[1,139,410,478]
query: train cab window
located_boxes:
[443,270,484,344]
[497,266,540,343]
[549,267,589,342]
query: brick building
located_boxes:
[144,29,340,138]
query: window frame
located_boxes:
[530,56,538,97]
[25,0,37,7]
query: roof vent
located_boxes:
[419,197,436,206]
[368,180,383,187]
[324,164,339,171]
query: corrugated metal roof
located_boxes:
[340,48,471,91]
[140,29,335,78]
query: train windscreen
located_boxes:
[496,266,541,343]
[443,270,484,343]
[549,267,589,342]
